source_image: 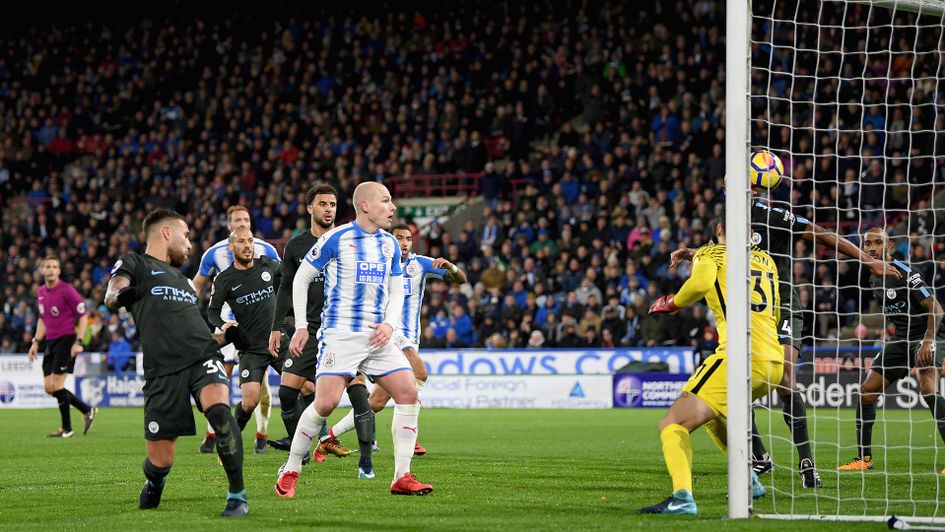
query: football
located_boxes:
[749,149,785,190]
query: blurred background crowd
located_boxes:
[0,1,943,363]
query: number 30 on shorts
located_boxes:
[203,359,226,375]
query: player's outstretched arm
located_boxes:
[669,247,697,269]
[804,223,900,278]
[433,257,467,285]
[651,252,718,315]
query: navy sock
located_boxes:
[206,403,245,493]
[52,389,72,431]
[279,385,302,438]
[143,458,170,487]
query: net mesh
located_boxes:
[748,0,945,521]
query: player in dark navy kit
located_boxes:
[267,184,367,463]
[208,226,287,437]
[28,256,96,438]
[672,194,898,488]
[838,227,945,472]
[104,209,248,517]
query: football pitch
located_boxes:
[2,407,944,530]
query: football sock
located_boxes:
[704,419,728,454]
[750,411,767,460]
[143,458,170,488]
[856,400,877,459]
[287,405,326,472]
[660,423,693,494]
[781,391,813,463]
[255,378,271,436]
[279,385,301,438]
[205,403,244,494]
[392,403,420,481]
[301,392,314,409]
[52,389,72,432]
[330,410,356,439]
[347,384,374,470]
[300,393,328,438]
[233,401,253,432]
[924,394,945,446]
[64,389,91,415]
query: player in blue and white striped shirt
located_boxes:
[192,206,280,454]
[326,223,466,456]
[277,182,433,497]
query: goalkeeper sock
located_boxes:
[660,423,693,494]
[855,400,876,459]
[781,391,813,463]
[750,411,768,460]
[924,394,945,446]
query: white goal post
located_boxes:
[727,0,945,522]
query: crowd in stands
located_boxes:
[0,1,942,362]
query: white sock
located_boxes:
[286,404,326,473]
[330,409,356,439]
[392,403,420,481]
[256,378,271,436]
[206,421,215,437]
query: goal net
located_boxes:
[739,0,945,523]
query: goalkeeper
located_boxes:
[639,216,783,515]
[838,227,945,472]
[671,192,899,488]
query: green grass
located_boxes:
[2,407,944,530]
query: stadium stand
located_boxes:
[0,1,941,357]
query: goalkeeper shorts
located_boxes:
[682,353,784,419]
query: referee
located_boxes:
[27,256,96,438]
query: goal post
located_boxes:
[726,0,753,520]
[733,0,945,524]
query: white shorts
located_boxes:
[317,329,412,379]
[393,333,419,353]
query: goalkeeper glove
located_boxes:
[648,295,679,315]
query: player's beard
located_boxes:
[168,245,188,268]
[234,250,253,266]
[314,216,333,230]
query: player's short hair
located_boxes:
[226,205,250,222]
[41,256,60,266]
[709,208,725,244]
[305,184,339,205]
[142,209,186,238]
[391,224,411,233]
